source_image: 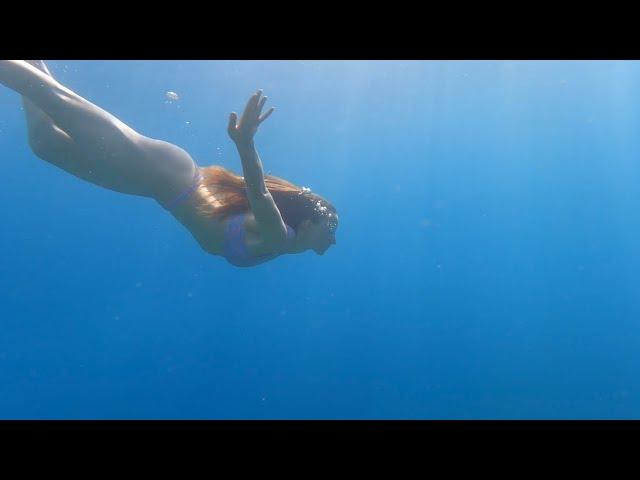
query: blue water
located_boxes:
[0,60,638,419]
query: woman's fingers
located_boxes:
[257,95,267,115]
[237,90,272,128]
[251,90,263,110]
[243,91,261,117]
[228,112,238,132]
[258,107,275,124]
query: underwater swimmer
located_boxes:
[0,60,338,267]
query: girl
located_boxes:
[0,60,338,267]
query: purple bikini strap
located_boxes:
[161,170,204,211]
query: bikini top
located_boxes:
[223,213,296,267]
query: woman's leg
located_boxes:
[0,60,138,148]
[0,60,197,199]
[21,61,74,160]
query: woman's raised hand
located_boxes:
[227,90,275,146]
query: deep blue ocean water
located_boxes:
[0,60,638,419]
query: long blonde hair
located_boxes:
[194,166,337,231]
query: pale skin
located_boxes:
[0,60,336,261]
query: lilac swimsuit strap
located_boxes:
[160,170,204,211]
[223,213,295,267]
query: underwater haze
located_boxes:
[0,60,639,419]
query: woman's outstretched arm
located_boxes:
[227,90,288,245]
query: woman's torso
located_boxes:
[167,177,294,266]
